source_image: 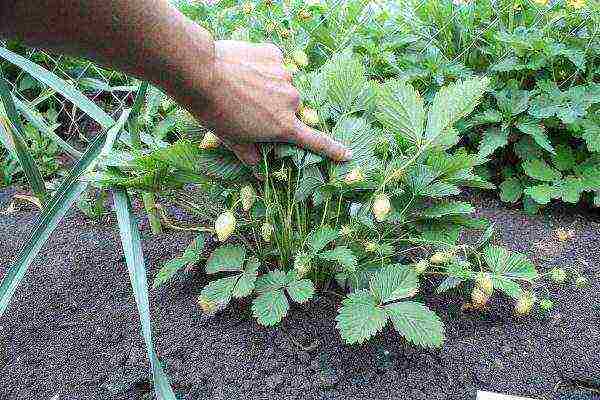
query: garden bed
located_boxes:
[0,188,599,400]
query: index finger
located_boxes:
[292,119,352,162]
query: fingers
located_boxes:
[292,119,352,162]
[228,142,261,166]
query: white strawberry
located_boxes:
[215,211,236,242]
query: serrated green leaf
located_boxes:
[426,77,490,141]
[331,116,375,178]
[483,245,537,298]
[524,184,558,204]
[206,245,246,274]
[255,270,289,293]
[370,265,419,303]
[478,127,508,158]
[324,52,367,114]
[233,257,260,298]
[375,79,425,145]
[422,201,474,218]
[420,181,460,198]
[555,176,585,203]
[516,117,555,154]
[336,290,388,345]
[580,119,600,152]
[499,178,523,203]
[181,235,205,262]
[307,226,339,253]
[286,279,315,304]
[523,159,561,182]
[385,301,445,348]
[318,246,358,271]
[200,276,238,306]
[153,258,187,289]
[551,144,576,171]
[252,289,289,326]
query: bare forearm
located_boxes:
[0,0,215,106]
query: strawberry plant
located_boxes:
[101,50,548,347]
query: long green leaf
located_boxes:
[13,96,82,158]
[0,47,115,129]
[0,129,114,315]
[0,78,47,202]
[113,190,176,400]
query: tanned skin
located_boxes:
[0,0,351,165]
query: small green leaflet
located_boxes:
[483,245,537,298]
[499,178,523,203]
[251,270,315,326]
[523,159,562,182]
[336,266,444,347]
[153,234,205,288]
[318,246,358,271]
[307,226,339,253]
[515,117,555,155]
[524,184,558,205]
[478,127,508,158]
[200,257,260,309]
[206,244,246,273]
[421,201,474,218]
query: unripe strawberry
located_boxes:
[300,107,319,127]
[279,28,291,38]
[414,259,429,274]
[430,251,452,265]
[539,298,554,312]
[372,193,391,222]
[265,22,277,34]
[298,9,312,21]
[215,211,236,242]
[365,241,378,253]
[294,252,311,278]
[549,267,567,284]
[284,62,299,75]
[241,2,254,14]
[292,49,309,67]
[345,167,364,185]
[575,276,589,288]
[261,222,274,243]
[515,292,535,315]
[476,272,493,295]
[471,286,490,307]
[199,131,220,150]
[375,136,391,156]
[340,225,352,237]
[198,295,217,314]
[388,168,404,182]
[240,185,256,212]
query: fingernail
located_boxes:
[343,148,353,161]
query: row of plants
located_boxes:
[0,0,594,397]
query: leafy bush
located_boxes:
[102,50,547,347]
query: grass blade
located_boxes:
[113,189,176,399]
[0,78,48,203]
[0,47,115,129]
[13,96,82,159]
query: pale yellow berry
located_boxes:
[279,28,291,38]
[298,9,312,21]
[292,49,309,67]
[414,260,429,274]
[300,107,319,127]
[215,211,236,242]
[265,22,277,34]
[388,168,404,182]
[532,0,549,5]
[515,292,535,315]
[567,0,585,8]
[198,295,217,314]
[372,194,391,222]
[476,272,494,295]
[365,242,378,253]
[345,167,364,185]
[471,286,490,307]
[284,62,299,75]
[294,253,311,278]
[240,185,256,212]
[199,131,220,150]
[430,251,453,265]
[549,267,567,284]
[241,2,254,14]
[340,225,353,237]
[261,222,274,243]
[273,165,288,181]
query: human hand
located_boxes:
[191,40,352,165]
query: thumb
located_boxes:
[292,119,352,162]
[227,142,261,166]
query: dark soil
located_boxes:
[1,189,599,400]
